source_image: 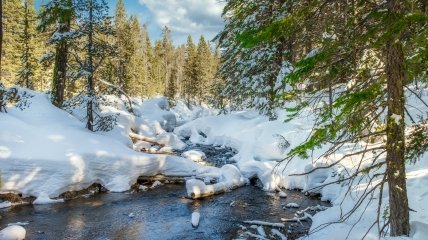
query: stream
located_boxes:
[0,143,329,240]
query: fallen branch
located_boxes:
[186,179,247,199]
[129,132,165,147]
[281,212,312,226]
[243,220,285,228]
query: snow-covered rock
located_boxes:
[182,150,206,162]
[0,225,26,240]
[191,212,200,227]
[285,203,300,208]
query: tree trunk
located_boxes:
[86,0,94,131]
[51,20,70,107]
[0,0,2,82]
[385,0,409,236]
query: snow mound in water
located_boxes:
[182,150,206,162]
[0,225,26,240]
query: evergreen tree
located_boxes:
[216,0,291,119]
[38,0,74,106]
[183,35,196,106]
[194,36,212,103]
[239,0,428,236]
[0,0,3,80]
[114,0,132,92]
[160,26,174,96]
[72,0,115,131]
[2,0,23,86]
[16,0,38,89]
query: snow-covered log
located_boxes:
[186,165,247,199]
[129,132,165,147]
[243,220,285,228]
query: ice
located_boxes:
[0,201,12,209]
[191,212,200,227]
[33,193,64,205]
[0,225,26,240]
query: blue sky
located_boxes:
[35,0,225,45]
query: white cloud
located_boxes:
[139,0,225,42]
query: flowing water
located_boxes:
[0,144,329,240]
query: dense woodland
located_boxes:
[1,0,220,112]
[1,0,428,238]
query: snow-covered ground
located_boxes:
[174,88,428,240]
[1,87,428,239]
[0,90,223,200]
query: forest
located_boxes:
[0,0,428,240]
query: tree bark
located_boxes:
[0,0,2,81]
[86,0,94,131]
[51,18,70,107]
[385,0,410,236]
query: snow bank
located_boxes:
[0,90,214,200]
[175,88,428,240]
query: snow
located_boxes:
[181,150,206,162]
[278,191,287,198]
[0,225,26,240]
[285,203,300,208]
[151,180,163,189]
[2,86,428,240]
[0,202,12,209]
[33,193,64,205]
[186,164,248,199]
[191,212,201,228]
[0,90,216,199]
[174,87,428,239]
[271,229,287,240]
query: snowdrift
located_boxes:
[0,91,220,201]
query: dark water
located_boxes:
[0,144,329,239]
[0,184,327,240]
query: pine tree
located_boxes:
[238,0,428,237]
[38,0,74,106]
[72,0,115,131]
[114,0,132,92]
[194,36,212,103]
[2,0,23,86]
[160,26,174,96]
[16,0,38,89]
[0,0,3,81]
[216,0,291,119]
[127,15,145,97]
[183,35,196,106]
